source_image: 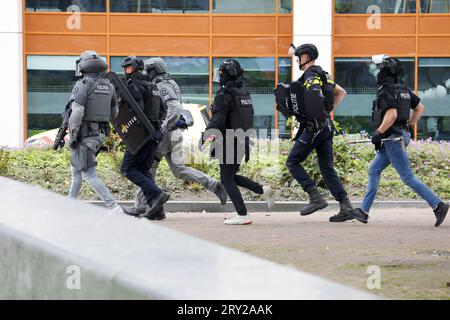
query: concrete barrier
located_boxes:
[0,177,376,299]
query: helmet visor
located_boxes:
[75,58,82,78]
[288,43,296,57]
[212,67,221,83]
[372,54,390,66]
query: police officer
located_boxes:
[120,56,170,219]
[122,58,228,219]
[350,55,449,227]
[284,44,354,222]
[203,59,274,225]
[67,50,123,214]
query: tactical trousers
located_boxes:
[69,165,117,209]
[286,126,348,202]
[361,131,441,213]
[121,141,162,206]
[134,130,220,211]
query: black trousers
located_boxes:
[121,141,161,206]
[286,126,348,202]
[219,162,263,216]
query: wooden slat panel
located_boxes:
[212,16,276,35]
[110,35,209,55]
[212,37,276,55]
[278,16,293,35]
[26,34,107,53]
[419,36,450,55]
[26,13,107,33]
[419,16,450,34]
[110,15,209,34]
[334,15,416,35]
[334,36,416,56]
[279,36,292,55]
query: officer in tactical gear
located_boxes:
[281,44,354,222]
[350,55,449,227]
[120,56,170,219]
[203,59,274,225]
[122,57,228,219]
[67,50,124,214]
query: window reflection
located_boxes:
[335,0,417,13]
[111,56,209,105]
[213,0,276,13]
[110,0,209,13]
[420,0,450,13]
[26,0,106,12]
[279,0,292,14]
[334,57,414,134]
[417,58,450,140]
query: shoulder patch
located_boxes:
[72,86,79,94]
[160,88,169,96]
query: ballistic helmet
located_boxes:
[372,54,403,77]
[217,59,244,83]
[144,58,168,80]
[121,56,144,71]
[294,43,319,60]
[76,50,107,76]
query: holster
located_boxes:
[305,118,332,133]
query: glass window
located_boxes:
[110,56,209,105]
[26,0,106,12]
[278,57,292,139]
[279,0,292,14]
[335,0,417,13]
[110,0,209,13]
[420,0,450,13]
[212,58,276,136]
[417,58,450,140]
[213,0,276,14]
[26,55,103,137]
[333,57,415,134]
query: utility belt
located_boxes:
[80,121,110,138]
[305,117,332,133]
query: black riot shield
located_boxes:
[107,71,155,155]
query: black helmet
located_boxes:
[294,43,319,60]
[379,57,403,77]
[218,59,243,83]
[121,56,144,71]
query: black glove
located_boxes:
[371,131,383,151]
[152,130,164,144]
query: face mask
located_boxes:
[147,69,158,81]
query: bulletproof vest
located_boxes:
[300,71,329,122]
[224,87,254,131]
[372,83,411,127]
[82,77,112,123]
[141,81,167,125]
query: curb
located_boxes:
[86,200,433,212]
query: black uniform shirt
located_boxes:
[127,72,150,110]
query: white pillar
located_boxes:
[293,0,332,79]
[0,0,23,147]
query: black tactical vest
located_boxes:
[225,87,254,131]
[290,77,328,122]
[372,83,411,127]
[142,81,166,126]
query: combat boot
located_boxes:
[329,197,354,222]
[434,202,449,227]
[300,186,328,216]
[123,206,145,217]
[142,206,166,221]
[349,208,369,224]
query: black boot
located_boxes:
[144,206,166,221]
[300,186,328,216]
[123,206,145,217]
[434,202,449,227]
[349,208,369,224]
[329,197,354,222]
[142,192,170,219]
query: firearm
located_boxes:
[52,101,72,150]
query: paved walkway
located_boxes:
[159,208,450,299]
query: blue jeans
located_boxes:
[121,141,162,206]
[361,131,441,213]
[286,126,348,202]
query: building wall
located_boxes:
[0,0,23,147]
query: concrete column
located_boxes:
[0,0,23,147]
[293,0,333,79]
